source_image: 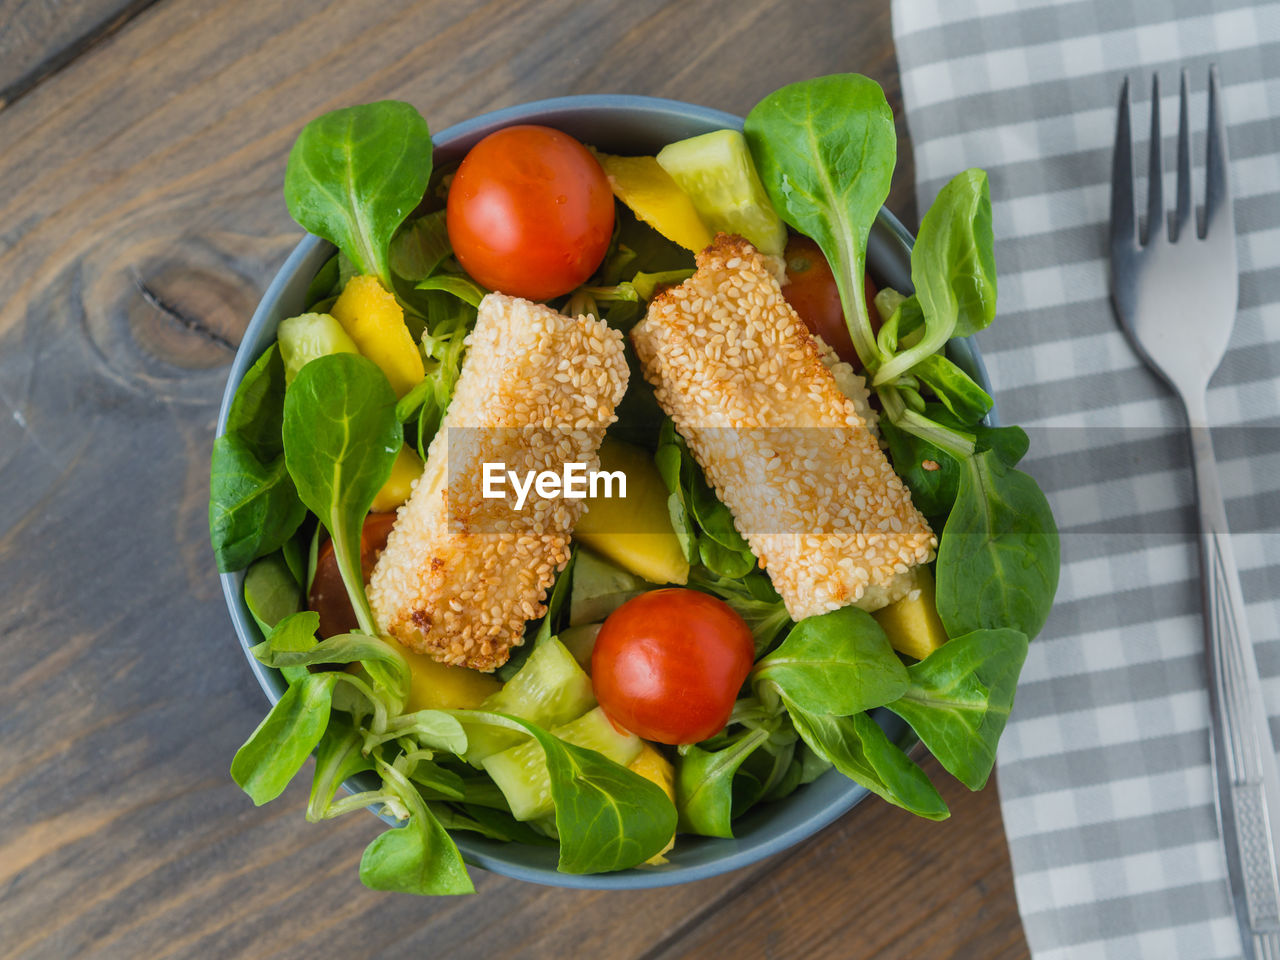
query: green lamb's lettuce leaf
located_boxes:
[781,699,949,820]
[224,345,288,462]
[359,759,474,895]
[242,552,303,639]
[676,727,770,837]
[411,291,475,458]
[282,353,401,636]
[285,101,433,291]
[689,568,791,657]
[745,73,896,370]
[935,449,1059,641]
[209,434,307,573]
[307,713,374,821]
[886,628,1029,790]
[251,616,410,704]
[451,711,676,874]
[390,211,451,282]
[909,353,993,424]
[874,169,996,385]
[231,672,340,805]
[754,607,909,716]
[416,273,487,308]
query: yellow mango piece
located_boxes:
[392,639,502,710]
[331,275,425,397]
[597,153,713,253]
[371,444,424,513]
[576,438,689,585]
[628,743,676,864]
[873,566,950,661]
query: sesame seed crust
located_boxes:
[368,293,629,672]
[630,234,935,621]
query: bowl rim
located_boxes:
[217,92,994,891]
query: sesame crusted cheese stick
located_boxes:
[630,234,935,621]
[368,293,629,671]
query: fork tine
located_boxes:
[1146,74,1165,245]
[1111,76,1137,251]
[1175,69,1193,241]
[1205,63,1234,240]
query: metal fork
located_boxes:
[1110,67,1280,960]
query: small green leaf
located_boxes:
[231,672,338,805]
[755,607,908,715]
[910,354,993,424]
[304,255,341,310]
[935,449,1059,641]
[782,698,949,820]
[451,711,675,874]
[209,435,307,573]
[285,101,433,290]
[390,211,451,282]
[676,727,770,837]
[307,713,373,820]
[415,273,487,308]
[225,345,288,462]
[243,552,304,636]
[256,609,320,653]
[874,169,996,384]
[698,538,755,579]
[283,353,401,635]
[745,74,896,370]
[887,628,1028,789]
[359,805,474,896]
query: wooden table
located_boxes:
[0,1,1030,957]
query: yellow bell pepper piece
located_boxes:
[872,566,950,661]
[371,445,424,513]
[575,438,689,585]
[628,742,676,864]
[331,275,425,397]
[392,638,503,710]
[597,153,713,253]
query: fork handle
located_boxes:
[1188,397,1280,951]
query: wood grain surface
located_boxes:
[0,1,1027,958]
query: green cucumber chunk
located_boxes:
[276,312,360,383]
[656,129,787,256]
[569,548,647,626]
[465,637,594,764]
[483,707,643,821]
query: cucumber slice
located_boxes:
[569,548,647,626]
[483,707,643,821]
[276,312,360,383]
[559,623,602,672]
[656,129,787,257]
[465,637,595,764]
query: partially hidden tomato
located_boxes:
[446,125,615,301]
[308,512,397,638]
[782,234,879,367]
[591,589,755,745]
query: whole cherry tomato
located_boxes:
[782,234,879,367]
[446,125,615,301]
[308,512,398,638]
[591,589,755,745]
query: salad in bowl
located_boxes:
[210,74,1059,894]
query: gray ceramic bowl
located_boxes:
[217,95,993,890]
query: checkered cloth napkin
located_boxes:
[891,2,1280,957]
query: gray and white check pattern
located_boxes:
[892,2,1280,957]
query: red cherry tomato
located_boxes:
[591,589,755,745]
[782,234,879,367]
[446,125,615,301]
[308,512,398,638]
